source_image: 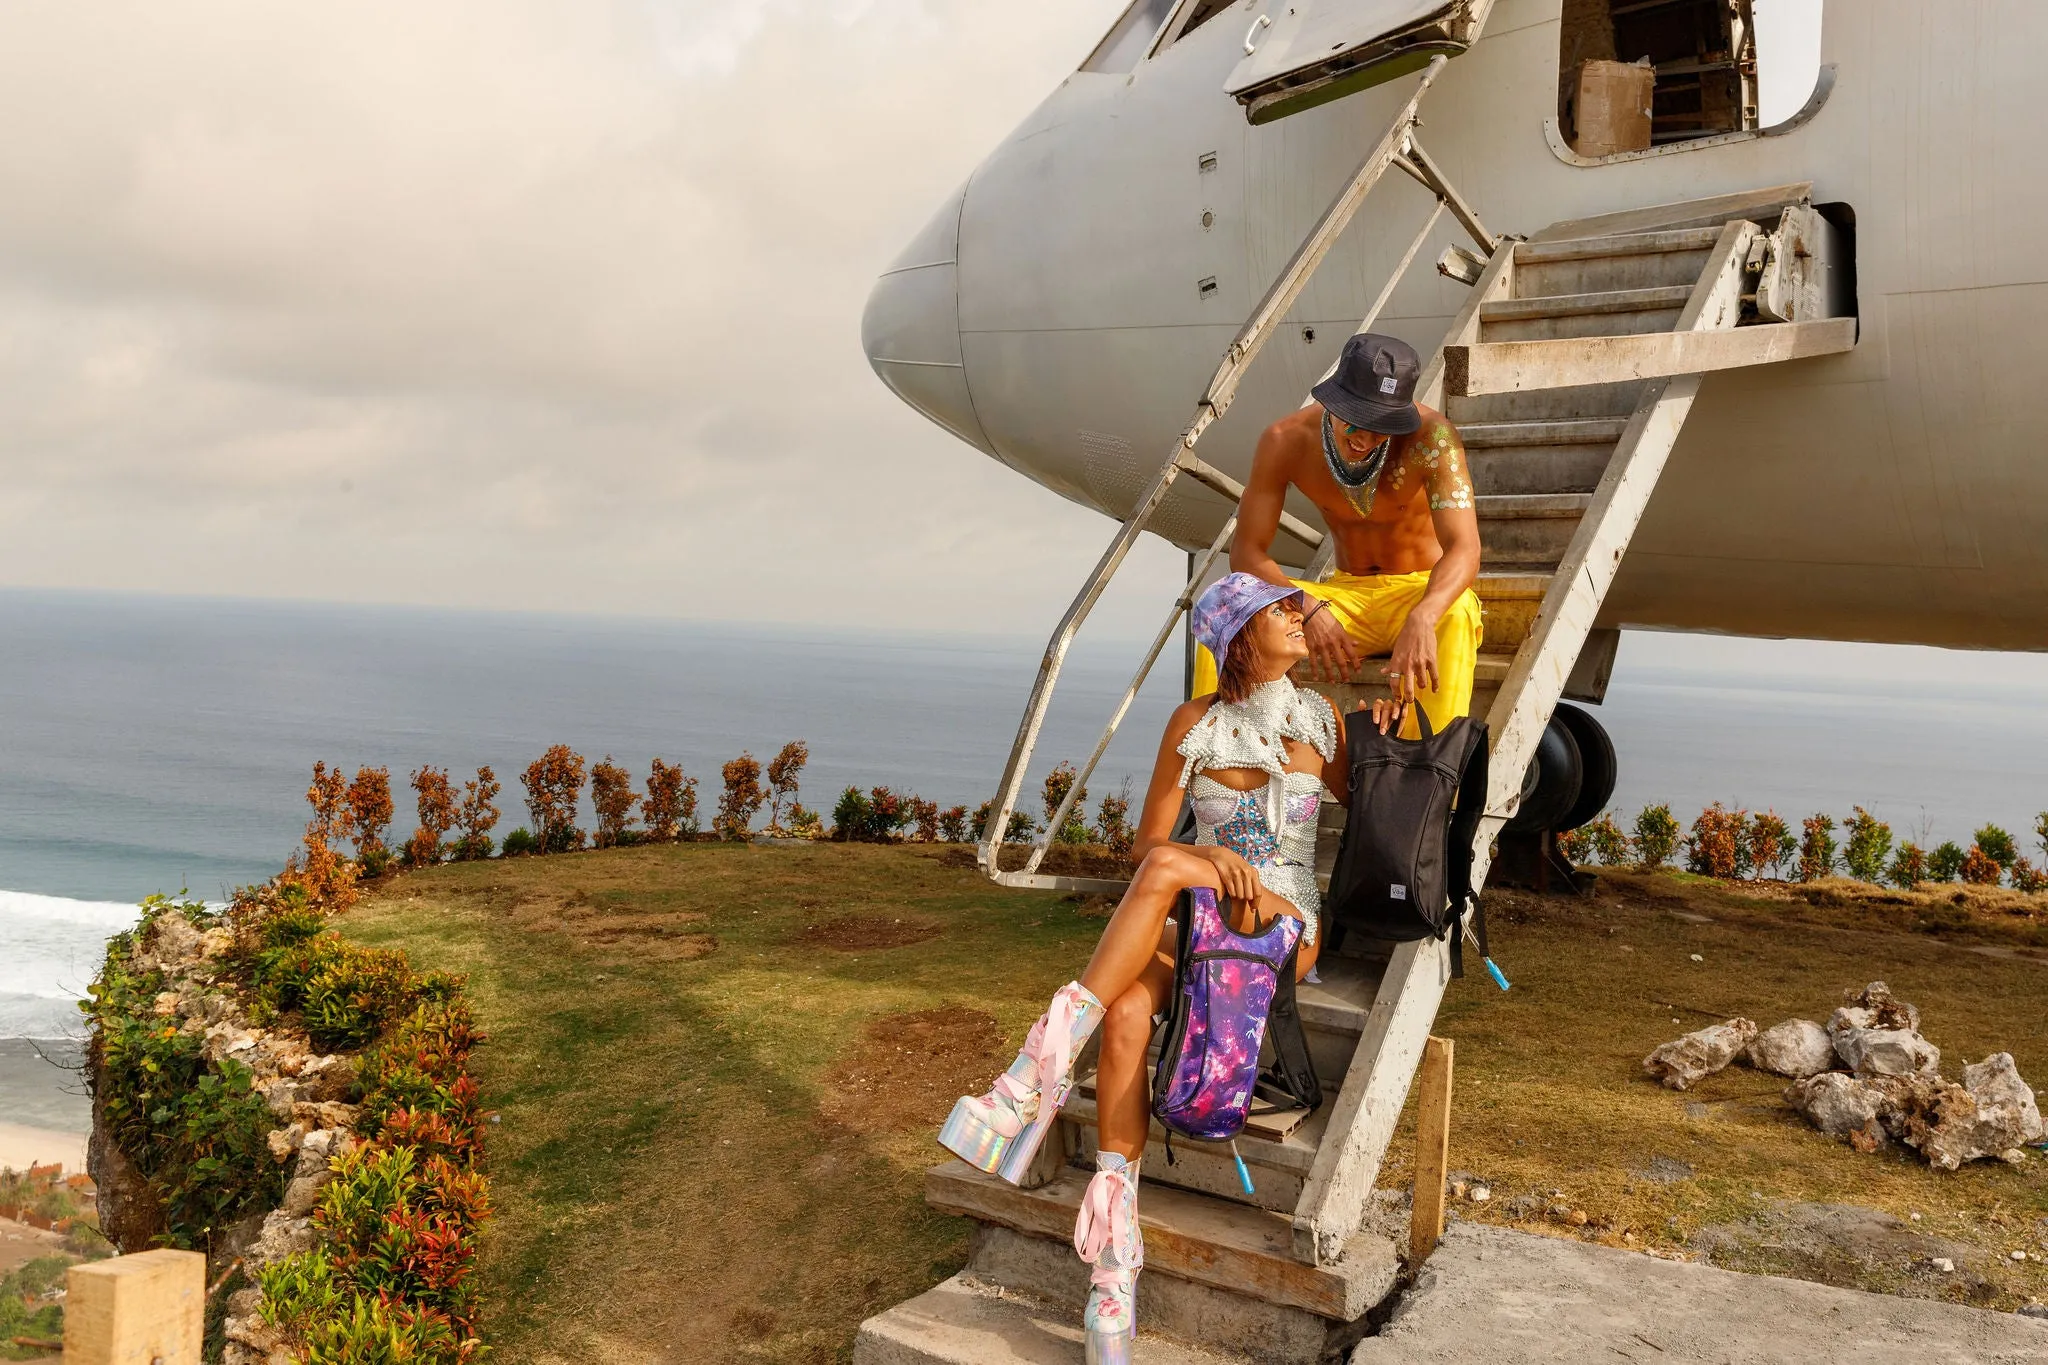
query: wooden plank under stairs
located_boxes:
[924,1163,1401,1323]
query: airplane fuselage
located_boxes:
[863,0,2048,651]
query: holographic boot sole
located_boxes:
[937,983,1100,1184]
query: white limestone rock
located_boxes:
[1644,1018,1759,1091]
[1785,1072,1891,1141]
[1826,981,1920,1035]
[1747,1019,1837,1078]
[1963,1053,2046,1148]
[1835,1027,1941,1078]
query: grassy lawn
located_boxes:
[343,846,2048,1362]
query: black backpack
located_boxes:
[1326,708,1492,978]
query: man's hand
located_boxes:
[1305,602,1360,682]
[1361,697,1408,735]
[1383,611,1440,702]
[1200,845,1263,903]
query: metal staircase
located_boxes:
[858,171,1856,1365]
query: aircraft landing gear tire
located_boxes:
[1552,704,1616,834]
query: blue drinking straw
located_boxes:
[1231,1141,1254,1195]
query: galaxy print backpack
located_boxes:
[1151,887,1321,1167]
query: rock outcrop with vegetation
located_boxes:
[87,872,487,1362]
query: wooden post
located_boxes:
[1408,1035,1454,1266]
[63,1249,205,1365]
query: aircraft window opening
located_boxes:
[1082,0,1178,74]
[1557,0,1816,155]
[1157,0,1241,52]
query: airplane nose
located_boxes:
[861,182,994,454]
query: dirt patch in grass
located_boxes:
[1690,1201,1993,1301]
[823,1006,1007,1136]
[936,843,1136,880]
[492,887,719,959]
[792,914,941,951]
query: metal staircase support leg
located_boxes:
[1012,515,1238,885]
[977,54,1455,880]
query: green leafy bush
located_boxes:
[1841,806,1894,882]
[498,828,538,858]
[1927,840,1966,883]
[0,1254,70,1347]
[1888,842,1927,888]
[1797,813,1837,881]
[832,786,911,842]
[1632,804,1679,868]
[1683,804,1748,879]
[1960,844,2003,885]
[1974,824,2018,870]
[1746,811,1792,878]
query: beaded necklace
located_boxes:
[1322,410,1392,517]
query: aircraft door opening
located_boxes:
[1558,0,1823,157]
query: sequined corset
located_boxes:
[1188,772,1324,945]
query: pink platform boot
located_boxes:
[937,980,1102,1184]
[1074,1150,1142,1365]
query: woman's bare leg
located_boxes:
[1077,845,1217,1003]
[1094,948,1174,1160]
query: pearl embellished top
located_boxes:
[1176,678,1337,944]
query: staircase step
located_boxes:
[924,1161,1402,1321]
[1297,654,1512,729]
[1513,227,1721,295]
[1445,379,1647,425]
[963,1226,1332,1363]
[1462,418,1623,497]
[1483,285,1693,322]
[1474,574,1554,651]
[1477,494,1587,570]
[1479,290,1686,343]
[1525,180,1811,244]
[1294,651,1513,690]
[1059,1093,1330,1212]
[1459,417,1628,448]
[1515,226,1726,262]
[1470,443,1612,496]
[854,1273,1253,1365]
[1476,493,1592,517]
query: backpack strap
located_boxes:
[1255,937,1324,1114]
[1442,722,1491,980]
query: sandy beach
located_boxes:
[0,1121,86,1176]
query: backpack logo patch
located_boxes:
[1390,883,1408,900]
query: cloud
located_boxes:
[0,0,1186,632]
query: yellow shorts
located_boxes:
[1193,570,1483,738]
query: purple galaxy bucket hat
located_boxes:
[1191,572,1304,667]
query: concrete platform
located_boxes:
[1355,1224,2048,1365]
[853,1275,1247,1365]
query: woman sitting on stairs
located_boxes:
[939,571,1403,1365]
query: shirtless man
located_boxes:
[1193,332,1482,736]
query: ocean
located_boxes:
[2,587,2045,1131]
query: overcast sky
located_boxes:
[0,0,1942,664]
[0,0,1194,634]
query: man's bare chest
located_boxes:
[1292,438,1428,531]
